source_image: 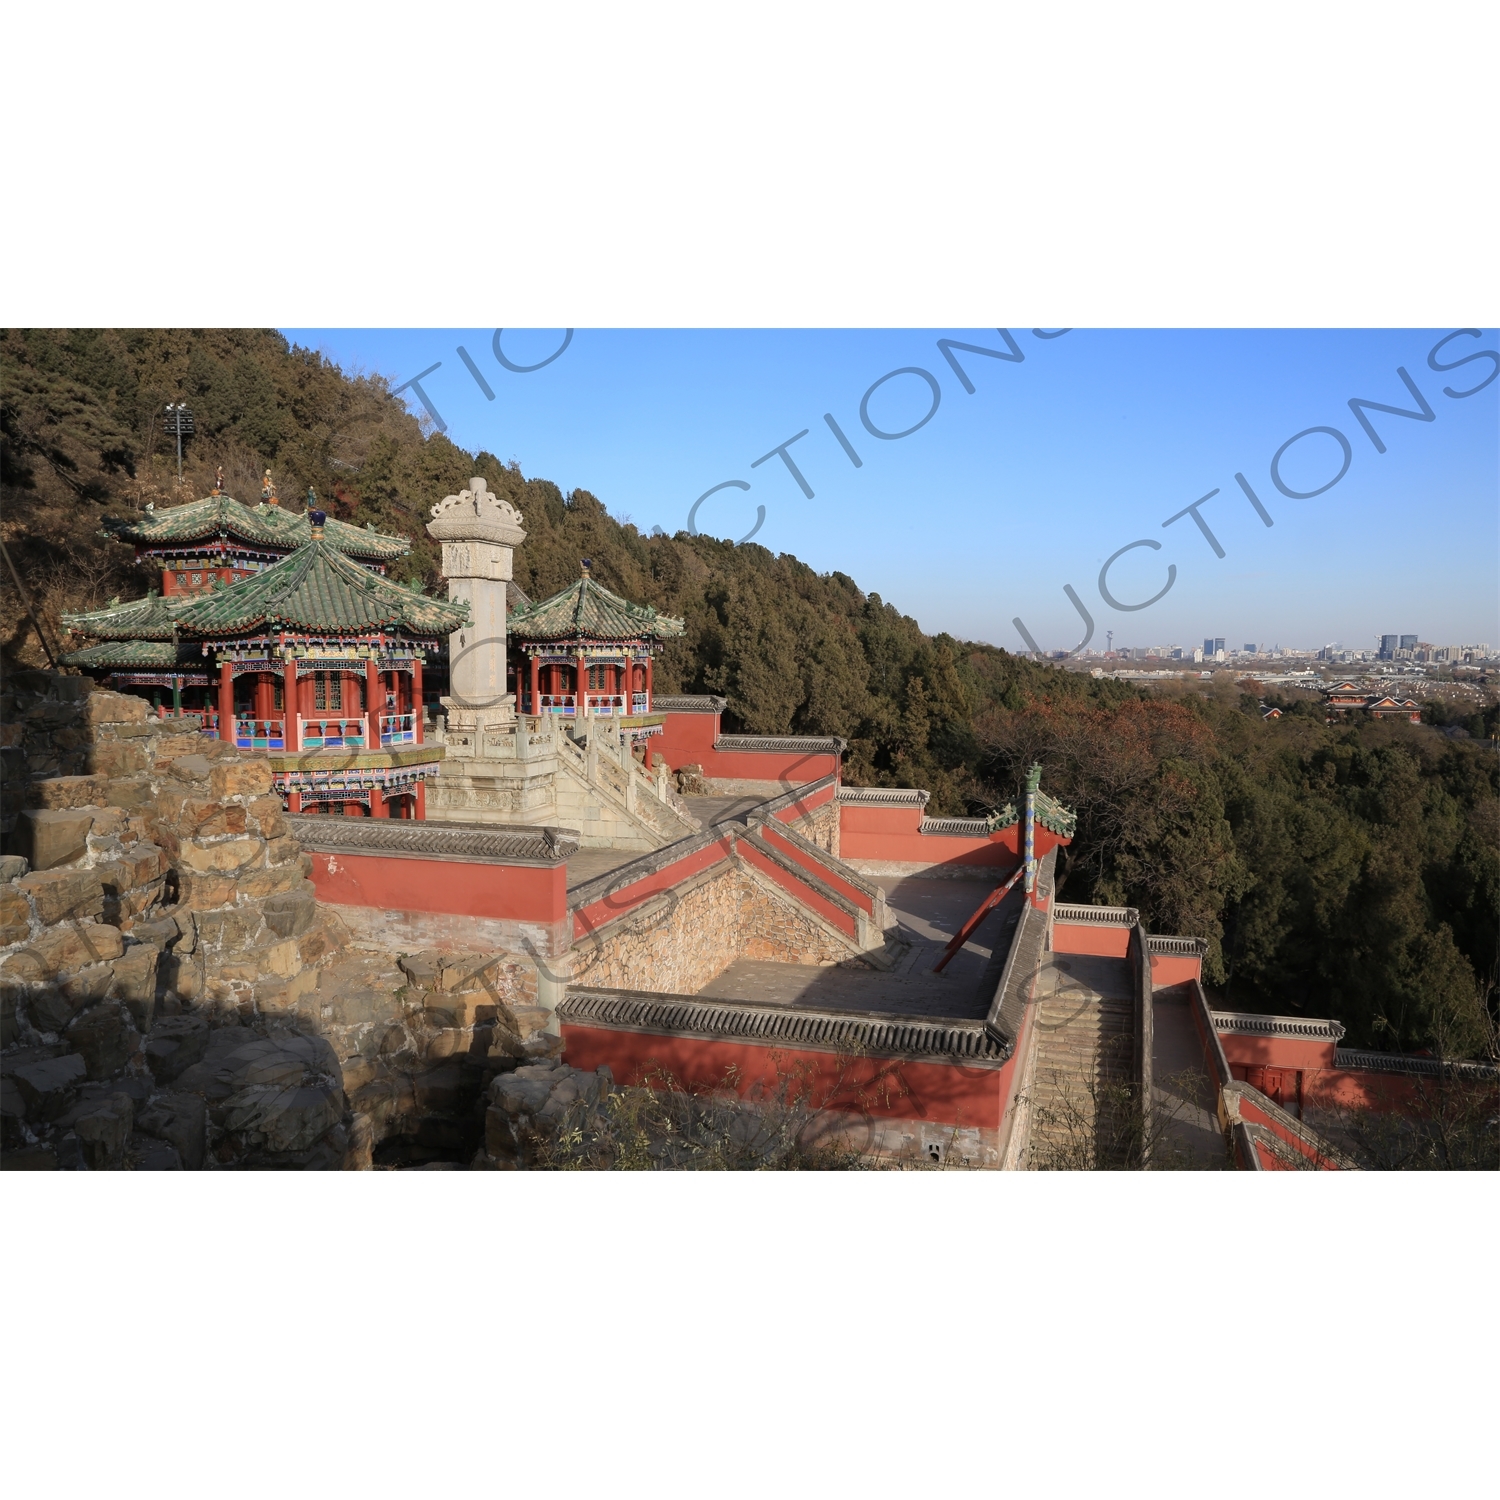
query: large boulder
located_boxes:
[17,868,104,926]
[136,1091,206,1169]
[16,810,93,870]
[109,944,160,1031]
[29,963,115,1032]
[262,889,315,940]
[220,1084,343,1156]
[10,1052,87,1119]
[65,1002,139,1078]
[73,1093,134,1169]
[1,923,124,981]
[143,1014,210,1084]
[0,885,31,946]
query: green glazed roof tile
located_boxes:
[168,536,468,637]
[109,494,410,559]
[59,639,193,668]
[508,574,684,643]
[61,592,189,641]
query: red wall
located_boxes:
[1052,921,1131,958]
[561,1025,1009,1129]
[738,840,857,937]
[1234,1089,1343,1169]
[652,712,719,770]
[759,821,873,914]
[307,850,566,924]
[769,780,837,822]
[1219,1032,1338,1073]
[839,807,1024,869]
[572,836,734,940]
[837,806,1071,871]
[652,712,841,786]
[1149,952,1203,985]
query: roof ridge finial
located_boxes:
[212,465,225,497]
[263,469,278,506]
[309,507,327,540]
[581,557,592,578]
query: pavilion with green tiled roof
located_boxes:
[507,562,683,722]
[168,532,465,640]
[64,512,466,819]
[104,483,411,598]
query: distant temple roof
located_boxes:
[508,571,684,644]
[62,591,187,641]
[164,536,469,638]
[108,492,410,561]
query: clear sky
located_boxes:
[279,328,1499,653]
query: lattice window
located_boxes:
[588,664,611,690]
[273,680,284,711]
[314,673,342,711]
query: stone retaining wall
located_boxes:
[569,857,867,997]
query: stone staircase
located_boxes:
[552,725,702,848]
[1023,952,1138,1169]
[431,713,701,850]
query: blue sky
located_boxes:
[280,329,1499,652]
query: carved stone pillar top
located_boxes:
[426,476,527,549]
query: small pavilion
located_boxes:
[106,474,410,596]
[507,562,683,739]
[63,511,467,818]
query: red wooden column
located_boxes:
[576,652,587,716]
[286,791,302,812]
[412,656,424,743]
[645,655,653,711]
[283,657,299,746]
[529,654,539,716]
[415,778,426,820]
[370,783,388,817]
[366,657,381,748]
[217,661,234,739]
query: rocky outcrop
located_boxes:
[1,674,351,1170]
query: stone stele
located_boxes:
[427,477,526,730]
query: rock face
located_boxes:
[478,1061,615,1169]
[0,673,599,1172]
[1,675,352,1171]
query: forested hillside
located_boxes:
[2,328,1495,1058]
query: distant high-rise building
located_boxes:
[1243,643,1256,653]
[1204,637,1225,658]
[1399,634,1418,651]
[1379,634,1398,659]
